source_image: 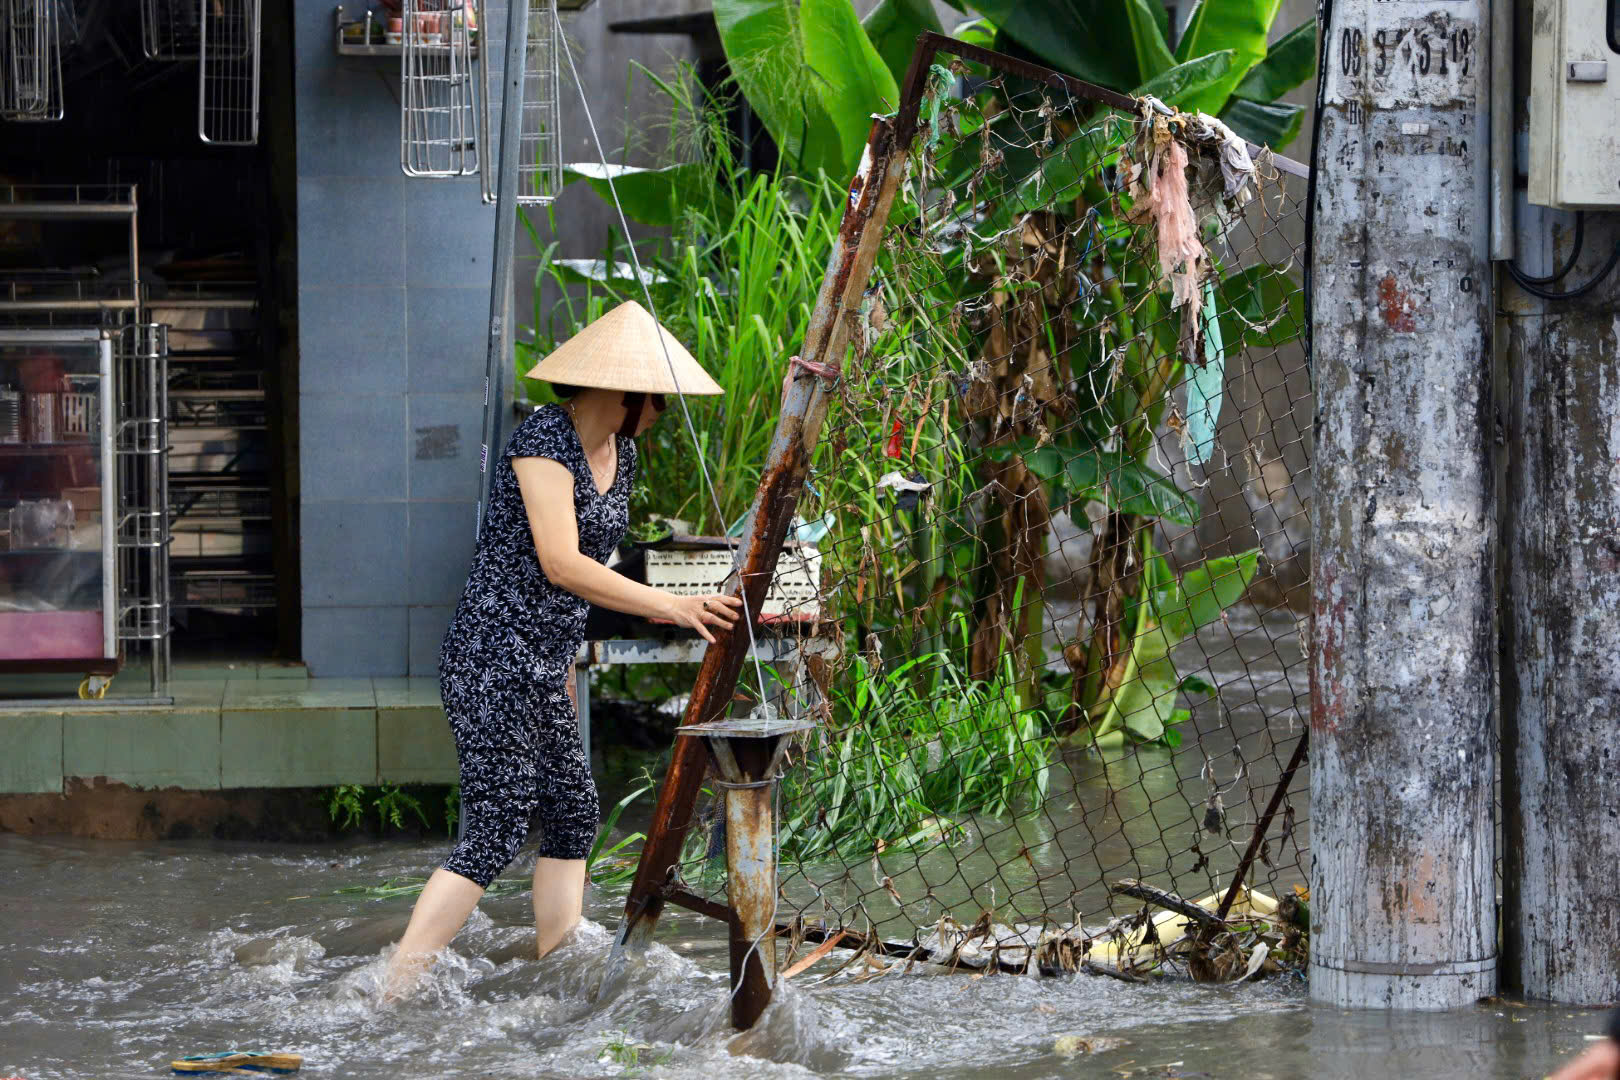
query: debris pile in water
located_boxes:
[887,881,1308,981]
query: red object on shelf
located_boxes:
[884,418,904,458]
[0,610,103,660]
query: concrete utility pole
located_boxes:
[1311,0,1499,1008]
[1500,0,1620,999]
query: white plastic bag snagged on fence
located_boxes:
[1186,111,1256,204]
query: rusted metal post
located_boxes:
[676,715,811,1029]
[609,40,939,962]
[1500,15,1620,1000]
[1310,0,1499,1007]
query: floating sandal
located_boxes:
[171,1052,303,1074]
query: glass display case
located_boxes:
[0,329,117,671]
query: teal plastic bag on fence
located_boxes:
[1185,280,1226,466]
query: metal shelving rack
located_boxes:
[0,187,172,697]
[146,284,273,619]
[115,323,171,691]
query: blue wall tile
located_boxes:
[304,606,408,677]
[300,394,407,500]
[409,605,456,676]
[302,501,408,606]
[298,175,406,286]
[406,392,484,499]
[407,286,490,393]
[300,286,407,395]
[404,180,493,288]
[295,66,401,178]
[407,500,477,606]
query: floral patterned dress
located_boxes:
[437,403,635,887]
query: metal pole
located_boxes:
[458,0,530,849]
[476,0,530,537]
[675,718,808,1029]
[1500,0,1620,997]
[1310,0,1498,1008]
[718,736,782,1029]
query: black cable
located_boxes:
[1505,240,1620,301]
[1512,210,1584,285]
[1302,0,1331,387]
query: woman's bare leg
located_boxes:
[532,857,587,958]
[533,672,590,958]
[383,868,485,997]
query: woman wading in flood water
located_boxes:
[384,301,743,995]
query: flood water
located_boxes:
[1,604,1606,1079]
[0,833,1605,1080]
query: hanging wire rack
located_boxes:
[1,0,65,122]
[516,0,560,205]
[198,0,260,145]
[139,0,200,61]
[400,0,480,178]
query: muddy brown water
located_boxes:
[1,607,1607,1078]
[0,833,1605,1080]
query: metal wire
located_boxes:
[197,0,260,146]
[660,57,1313,973]
[554,20,772,707]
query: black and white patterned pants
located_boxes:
[438,655,599,889]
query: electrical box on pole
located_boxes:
[1528,0,1620,207]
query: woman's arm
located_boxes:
[512,456,742,643]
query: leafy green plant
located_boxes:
[1088,548,1262,745]
[952,0,1316,149]
[776,618,1055,863]
[323,783,436,834]
[373,784,431,831]
[598,1031,673,1074]
[585,771,656,886]
[327,784,366,831]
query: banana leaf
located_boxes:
[713,0,897,181]
[988,439,1202,526]
[862,0,944,85]
[964,0,1171,92]
[1094,548,1262,741]
[1173,0,1287,114]
[1132,50,1235,107]
[562,162,720,228]
[1230,18,1318,102]
[1216,265,1305,349]
[1218,97,1305,149]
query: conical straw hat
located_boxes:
[526,300,723,396]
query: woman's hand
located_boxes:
[663,593,745,644]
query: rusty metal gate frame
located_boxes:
[609,31,1311,972]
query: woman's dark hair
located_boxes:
[550,383,584,398]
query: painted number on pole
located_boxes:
[1328,13,1477,108]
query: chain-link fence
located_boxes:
[634,37,1312,980]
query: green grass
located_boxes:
[777,623,1056,864]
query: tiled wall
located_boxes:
[293,5,493,676]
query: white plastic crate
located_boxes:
[645,544,821,620]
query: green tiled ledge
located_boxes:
[0,677,455,793]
